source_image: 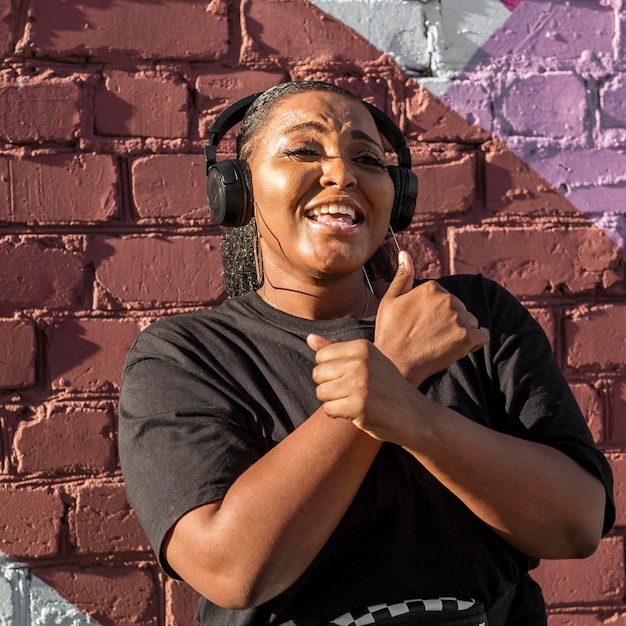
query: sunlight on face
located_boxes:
[248,90,395,287]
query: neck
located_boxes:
[258,270,376,320]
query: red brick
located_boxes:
[533,535,624,605]
[196,67,284,109]
[287,70,394,115]
[527,307,557,351]
[5,153,119,223]
[412,149,476,216]
[0,486,64,558]
[405,80,490,143]
[89,235,224,306]
[74,482,150,554]
[0,319,36,389]
[483,138,577,215]
[27,0,228,61]
[131,155,206,219]
[0,75,81,143]
[547,611,626,626]
[0,408,9,474]
[396,231,442,279]
[33,565,159,626]
[608,453,626,527]
[565,304,626,372]
[609,381,626,444]
[48,318,141,391]
[95,70,188,139]
[450,227,623,297]
[196,68,285,137]
[14,406,115,475]
[0,0,13,58]
[568,382,604,445]
[166,579,201,626]
[0,156,8,206]
[0,240,85,311]
[241,0,380,64]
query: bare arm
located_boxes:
[164,401,381,609]
[313,347,605,559]
[402,392,606,559]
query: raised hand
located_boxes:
[306,333,419,442]
[375,251,489,386]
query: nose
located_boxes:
[319,156,357,189]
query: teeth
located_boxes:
[306,204,357,220]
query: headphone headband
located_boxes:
[205,93,261,173]
[205,88,418,230]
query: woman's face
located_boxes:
[247,90,396,285]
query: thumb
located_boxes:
[383,250,415,301]
[306,333,336,352]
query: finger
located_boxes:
[450,293,468,313]
[381,250,415,302]
[306,333,336,353]
[319,394,364,422]
[314,378,348,404]
[311,360,346,385]
[312,343,370,383]
[468,326,490,353]
[456,308,480,330]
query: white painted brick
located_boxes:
[309,0,513,78]
[0,556,28,626]
[29,577,101,626]
[309,0,431,72]
[435,0,513,75]
[0,575,15,626]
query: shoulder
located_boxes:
[426,274,525,318]
[125,295,259,366]
[425,274,544,345]
[430,273,504,301]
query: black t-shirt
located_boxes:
[118,275,614,626]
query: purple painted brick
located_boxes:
[621,14,626,63]
[567,187,626,216]
[441,80,493,132]
[484,1,614,61]
[528,149,626,189]
[601,75,626,130]
[502,73,586,138]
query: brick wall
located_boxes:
[0,1,623,625]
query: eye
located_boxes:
[354,151,387,169]
[283,145,320,161]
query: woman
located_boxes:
[118,81,614,626]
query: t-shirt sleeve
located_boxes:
[483,278,615,536]
[117,318,269,577]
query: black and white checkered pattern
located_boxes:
[330,597,485,626]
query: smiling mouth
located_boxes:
[304,203,361,226]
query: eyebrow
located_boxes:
[351,128,383,150]
[285,122,383,150]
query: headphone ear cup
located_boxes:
[387,165,418,232]
[207,160,253,227]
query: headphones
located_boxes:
[204,92,418,231]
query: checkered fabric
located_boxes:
[330,597,485,626]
